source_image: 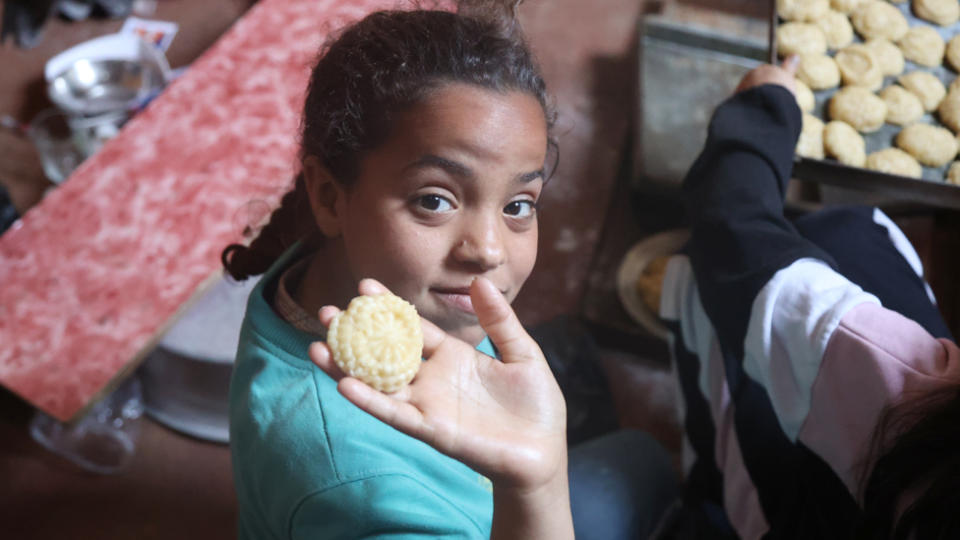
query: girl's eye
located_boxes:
[416,194,453,213]
[504,200,536,218]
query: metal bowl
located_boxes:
[48,58,166,116]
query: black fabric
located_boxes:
[793,206,953,341]
[663,321,724,509]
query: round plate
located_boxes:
[616,229,690,341]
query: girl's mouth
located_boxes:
[433,289,476,314]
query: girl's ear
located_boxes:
[303,156,344,237]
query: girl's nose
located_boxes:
[453,216,505,271]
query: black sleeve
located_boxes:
[682,84,836,359]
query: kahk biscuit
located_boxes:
[327,293,424,393]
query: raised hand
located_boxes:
[735,54,800,96]
[308,276,567,492]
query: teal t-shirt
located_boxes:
[229,253,495,539]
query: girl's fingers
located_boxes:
[419,315,450,359]
[317,305,340,327]
[337,378,426,436]
[308,341,349,380]
[358,278,390,296]
[470,277,541,364]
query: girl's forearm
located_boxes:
[490,462,573,540]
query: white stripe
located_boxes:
[661,255,720,402]
[743,259,879,441]
[871,207,937,305]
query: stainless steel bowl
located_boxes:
[48,58,166,116]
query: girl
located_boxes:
[225,3,676,539]
[653,58,960,539]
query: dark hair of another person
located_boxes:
[856,384,960,539]
[221,1,556,280]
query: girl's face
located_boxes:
[334,83,547,345]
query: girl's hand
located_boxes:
[735,55,800,96]
[308,277,568,493]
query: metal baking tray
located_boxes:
[772,1,960,209]
[636,15,766,187]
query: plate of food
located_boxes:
[616,228,690,341]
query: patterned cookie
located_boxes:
[898,71,946,111]
[814,10,855,49]
[937,89,960,132]
[829,86,887,132]
[898,26,945,68]
[327,293,424,393]
[824,120,867,166]
[880,85,924,125]
[946,35,960,72]
[836,43,883,89]
[778,0,830,22]
[830,0,868,15]
[795,78,817,112]
[865,148,923,178]
[865,39,905,76]
[778,23,829,57]
[947,161,960,184]
[914,0,960,27]
[797,113,826,158]
[895,123,958,167]
[851,2,908,41]
[798,53,841,89]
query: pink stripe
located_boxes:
[798,303,960,495]
[702,341,770,539]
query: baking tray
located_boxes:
[771,0,960,210]
[636,15,766,187]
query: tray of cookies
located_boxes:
[773,0,960,209]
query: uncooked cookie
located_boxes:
[797,53,841,89]
[797,113,825,159]
[898,26,946,68]
[898,71,947,111]
[814,10,855,49]
[947,161,960,184]
[836,44,883,90]
[937,90,960,132]
[778,0,830,21]
[896,123,958,166]
[830,0,868,15]
[795,78,817,112]
[865,148,923,178]
[946,35,960,72]
[829,85,888,132]
[823,120,867,166]
[880,85,925,125]
[777,23,828,57]
[865,39,905,76]
[914,0,960,27]
[851,2,909,41]
[327,293,424,393]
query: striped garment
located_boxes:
[661,84,960,539]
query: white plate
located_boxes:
[616,229,690,341]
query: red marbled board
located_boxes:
[0,0,397,421]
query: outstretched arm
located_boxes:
[682,57,835,364]
[309,277,573,540]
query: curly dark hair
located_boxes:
[222,1,556,280]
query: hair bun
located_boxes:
[457,0,526,37]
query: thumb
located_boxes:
[470,277,542,364]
